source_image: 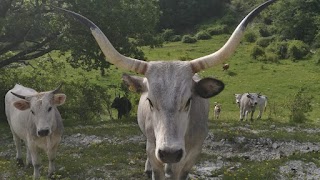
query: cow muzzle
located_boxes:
[158,148,183,163]
[37,128,50,137]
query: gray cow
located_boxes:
[235,93,268,119]
[55,0,275,179]
[5,84,66,179]
[239,93,259,121]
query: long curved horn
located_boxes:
[53,6,148,74]
[190,0,276,73]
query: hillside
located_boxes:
[141,34,320,123]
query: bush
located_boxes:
[267,41,288,59]
[251,45,265,60]
[244,31,257,43]
[169,35,182,42]
[256,36,275,48]
[207,25,229,35]
[259,26,271,37]
[287,88,313,123]
[287,40,309,60]
[161,29,175,42]
[265,52,279,63]
[181,35,197,43]
[195,31,211,40]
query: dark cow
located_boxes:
[111,97,132,119]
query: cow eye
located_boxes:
[31,110,35,115]
[147,98,154,110]
[185,98,192,111]
[48,107,52,112]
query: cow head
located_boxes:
[234,94,243,106]
[123,66,224,163]
[55,0,275,164]
[11,84,66,137]
[246,93,258,107]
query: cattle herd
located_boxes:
[3,1,276,179]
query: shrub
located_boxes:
[207,25,229,35]
[161,29,175,42]
[267,41,288,59]
[251,45,265,60]
[169,35,182,42]
[287,88,313,123]
[256,36,274,48]
[244,31,257,43]
[259,26,271,37]
[287,40,309,60]
[195,31,211,40]
[181,35,197,43]
[265,52,279,63]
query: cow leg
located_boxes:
[26,146,32,167]
[47,144,58,178]
[12,133,24,167]
[28,143,41,179]
[239,109,244,121]
[144,158,152,178]
[250,110,255,121]
[257,107,263,119]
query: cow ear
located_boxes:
[53,94,66,106]
[122,73,147,93]
[13,100,30,110]
[195,77,224,98]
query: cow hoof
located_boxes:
[16,158,24,167]
[145,170,152,178]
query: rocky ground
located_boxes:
[2,123,320,179]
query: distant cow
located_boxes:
[214,103,221,120]
[5,84,66,179]
[239,93,258,121]
[256,93,268,119]
[111,96,132,119]
[223,63,229,71]
[235,93,267,119]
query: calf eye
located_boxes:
[48,107,52,112]
[31,110,35,115]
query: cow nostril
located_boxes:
[158,149,183,163]
[38,129,49,137]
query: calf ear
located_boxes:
[195,77,224,98]
[53,94,66,106]
[122,73,147,93]
[13,100,30,110]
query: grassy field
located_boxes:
[1,32,320,179]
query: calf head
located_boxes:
[12,84,66,137]
[123,64,224,163]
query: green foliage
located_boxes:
[206,25,229,35]
[251,45,265,60]
[195,30,211,40]
[266,41,288,59]
[287,88,313,123]
[256,36,275,48]
[244,31,257,43]
[161,29,175,41]
[181,35,197,43]
[169,35,182,42]
[0,56,114,123]
[158,0,227,32]
[287,40,310,60]
[271,0,320,45]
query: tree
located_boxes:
[158,0,226,33]
[0,0,160,70]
